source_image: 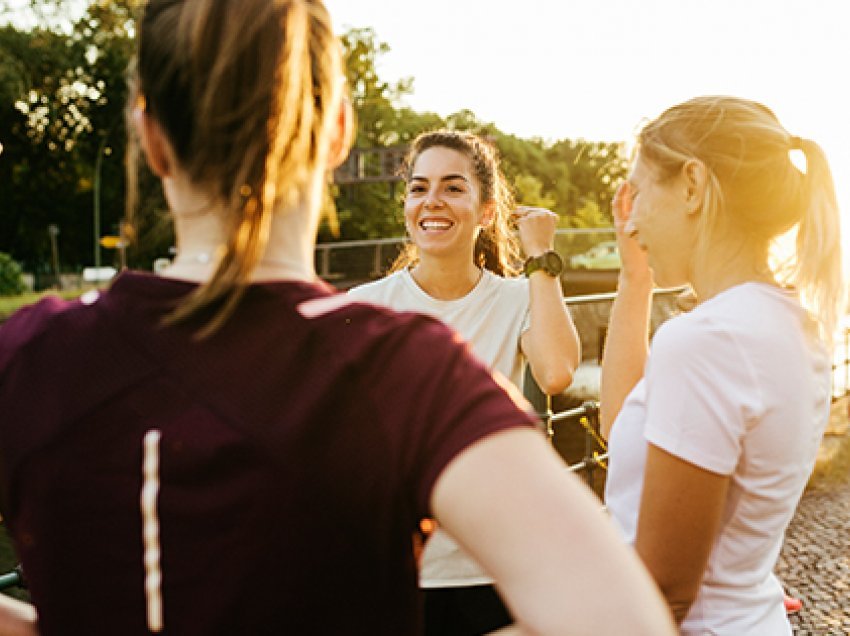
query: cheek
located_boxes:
[403,202,417,229]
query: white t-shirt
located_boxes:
[349,268,531,587]
[605,283,831,635]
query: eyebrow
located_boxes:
[410,174,470,184]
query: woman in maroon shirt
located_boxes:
[0,1,674,634]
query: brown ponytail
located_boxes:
[127,0,347,336]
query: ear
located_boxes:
[133,102,173,178]
[478,201,496,227]
[682,158,707,215]
[326,96,354,170]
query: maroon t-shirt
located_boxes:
[0,271,537,635]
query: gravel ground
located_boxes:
[776,477,850,634]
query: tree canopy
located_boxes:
[1,2,624,279]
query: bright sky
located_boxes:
[325,0,850,253]
[4,1,849,258]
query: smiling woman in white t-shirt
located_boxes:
[349,129,581,635]
[600,96,844,635]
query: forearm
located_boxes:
[523,272,580,395]
[433,429,676,636]
[0,595,37,636]
[636,446,730,626]
[599,273,653,438]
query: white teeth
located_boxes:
[420,219,453,230]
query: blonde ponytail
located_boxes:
[790,139,845,342]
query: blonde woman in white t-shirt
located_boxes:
[349,129,581,635]
[601,96,844,635]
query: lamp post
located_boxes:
[93,132,110,272]
[48,224,61,289]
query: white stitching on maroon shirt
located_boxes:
[141,429,163,632]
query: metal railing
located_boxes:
[0,565,24,591]
[313,228,619,287]
[548,401,607,489]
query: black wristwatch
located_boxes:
[523,250,564,277]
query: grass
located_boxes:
[0,289,86,321]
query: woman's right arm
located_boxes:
[430,427,675,635]
[599,182,653,439]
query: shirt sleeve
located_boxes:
[363,315,540,519]
[642,315,764,476]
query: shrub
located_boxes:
[0,253,26,296]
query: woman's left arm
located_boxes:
[635,444,730,624]
[516,208,580,395]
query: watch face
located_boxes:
[543,251,562,273]
[524,250,563,277]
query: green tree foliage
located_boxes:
[0,251,25,295]
[514,174,556,209]
[326,28,419,242]
[544,139,627,227]
[2,11,622,273]
[0,0,145,277]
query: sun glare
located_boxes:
[789,149,807,174]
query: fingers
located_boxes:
[612,182,633,222]
[612,182,639,239]
[513,206,557,221]
[514,207,557,255]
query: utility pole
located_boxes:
[93,133,110,271]
[48,224,61,289]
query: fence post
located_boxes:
[319,246,331,278]
[371,243,383,278]
[843,328,850,395]
[542,394,554,442]
[581,401,600,487]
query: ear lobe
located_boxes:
[327,97,354,170]
[683,159,707,214]
[134,105,172,178]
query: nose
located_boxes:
[624,217,637,237]
[424,188,444,209]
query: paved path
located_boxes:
[776,477,850,634]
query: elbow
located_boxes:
[658,584,698,626]
[532,364,575,396]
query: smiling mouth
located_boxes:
[419,219,453,231]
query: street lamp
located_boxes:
[93,133,110,272]
[48,224,61,289]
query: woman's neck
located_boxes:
[410,254,483,300]
[161,177,318,283]
[689,240,776,302]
